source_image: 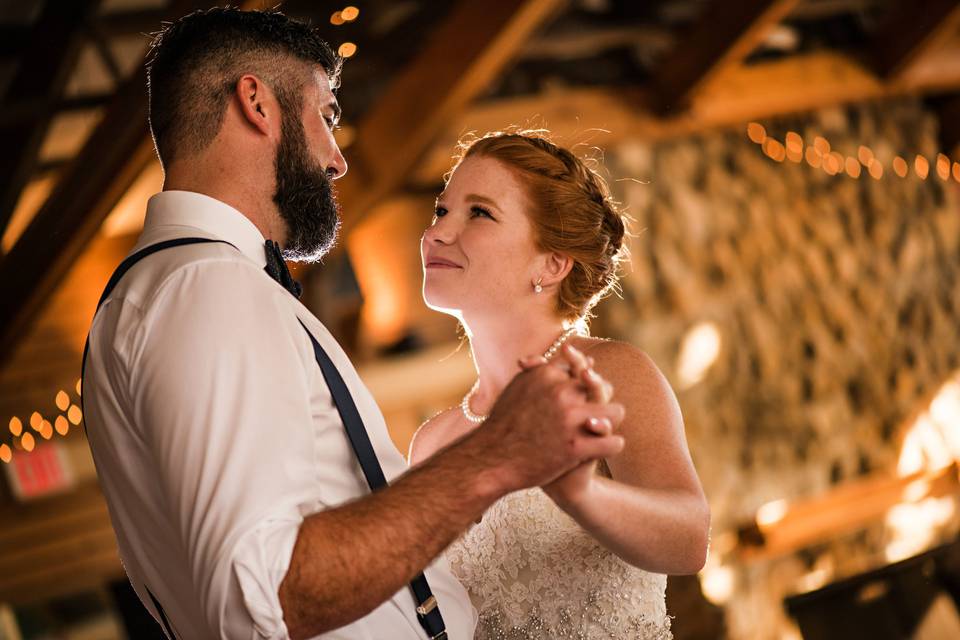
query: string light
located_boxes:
[844,156,861,178]
[76,378,82,396]
[21,432,35,453]
[858,145,874,166]
[4,379,84,464]
[937,153,951,180]
[330,11,345,25]
[915,155,929,180]
[338,42,357,58]
[813,136,830,156]
[893,157,908,178]
[785,131,803,154]
[9,417,22,437]
[55,415,69,436]
[30,412,42,430]
[868,158,883,180]
[805,146,822,168]
[67,405,82,426]
[55,390,70,411]
[747,122,766,144]
[0,444,10,463]
[953,162,960,182]
[39,420,53,440]
[341,6,360,21]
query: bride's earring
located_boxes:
[534,277,543,294]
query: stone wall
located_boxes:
[591,98,960,638]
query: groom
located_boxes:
[82,8,626,640]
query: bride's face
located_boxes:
[421,155,543,316]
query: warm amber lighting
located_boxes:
[55,415,69,436]
[341,6,359,21]
[813,136,830,155]
[953,162,960,182]
[915,155,929,179]
[333,123,356,150]
[823,153,841,175]
[30,412,42,430]
[844,156,861,178]
[763,138,785,162]
[76,378,82,396]
[21,432,35,452]
[0,444,10,463]
[893,156,908,177]
[9,417,22,437]
[785,131,803,154]
[677,321,722,389]
[786,147,802,163]
[67,405,82,426]
[39,420,53,440]
[936,153,951,180]
[857,145,874,166]
[55,390,70,411]
[330,11,344,25]
[747,122,766,144]
[338,42,357,58]
[757,498,789,528]
[804,146,822,168]
[699,564,734,606]
[868,158,883,180]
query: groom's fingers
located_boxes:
[579,367,612,404]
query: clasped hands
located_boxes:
[517,344,620,508]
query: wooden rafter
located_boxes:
[336,0,566,236]
[650,0,802,114]
[413,46,960,186]
[0,0,257,364]
[872,0,960,80]
[0,0,101,240]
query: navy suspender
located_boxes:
[81,238,447,639]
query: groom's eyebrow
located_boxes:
[324,100,342,124]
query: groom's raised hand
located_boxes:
[469,344,625,492]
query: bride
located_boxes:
[408,131,710,639]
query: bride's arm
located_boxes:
[546,341,710,575]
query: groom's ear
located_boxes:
[234,74,276,138]
[541,252,573,287]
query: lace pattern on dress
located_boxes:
[446,488,672,639]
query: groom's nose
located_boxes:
[326,145,347,180]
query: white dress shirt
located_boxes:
[83,191,476,639]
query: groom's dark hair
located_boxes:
[146,7,341,167]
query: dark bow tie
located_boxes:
[263,240,303,299]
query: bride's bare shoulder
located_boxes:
[407,406,464,466]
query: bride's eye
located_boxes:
[433,206,448,221]
[471,206,495,220]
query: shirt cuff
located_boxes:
[227,514,303,639]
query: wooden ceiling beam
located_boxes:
[0,0,101,241]
[412,46,960,186]
[0,1,259,365]
[871,0,960,80]
[649,0,802,115]
[336,0,567,236]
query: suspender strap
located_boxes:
[83,237,446,639]
[299,320,448,639]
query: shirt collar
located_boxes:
[141,190,269,268]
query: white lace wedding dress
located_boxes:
[446,487,673,639]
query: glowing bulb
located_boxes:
[76,378,82,396]
[677,321,722,389]
[699,565,734,605]
[857,145,874,166]
[30,412,42,430]
[67,405,82,426]
[55,390,69,411]
[937,153,951,180]
[55,415,69,436]
[893,156,908,177]
[39,420,52,440]
[813,136,830,155]
[915,155,929,179]
[845,156,861,178]
[762,138,785,162]
[868,158,883,179]
[757,498,789,528]
[785,131,803,154]
[9,417,22,437]
[21,432,35,452]
[338,42,357,58]
[747,122,766,144]
[0,444,10,463]
[953,162,960,182]
[804,146,822,168]
[330,11,344,25]
[341,6,359,21]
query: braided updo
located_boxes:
[454,130,628,323]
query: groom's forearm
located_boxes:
[278,438,506,640]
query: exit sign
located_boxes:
[3,442,75,501]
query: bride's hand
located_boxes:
[542,417,611,507]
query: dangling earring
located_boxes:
[534,277,543,294]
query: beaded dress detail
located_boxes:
[446,487,672,639]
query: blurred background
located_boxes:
[2,0,960,638]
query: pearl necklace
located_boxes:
[461,327,580,424]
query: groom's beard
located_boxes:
[272,114,341,263]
